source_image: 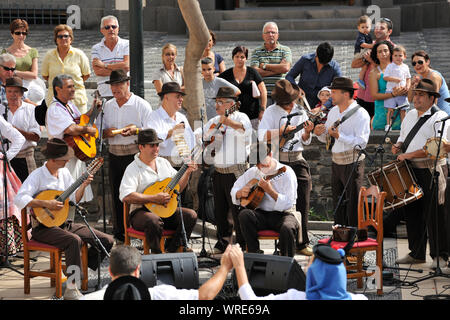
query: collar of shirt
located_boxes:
[262,42,281,52]
[159,64,181,72]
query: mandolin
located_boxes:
[32,157,104,227]
[279,111,326,148]
[64,91,105,161]
[239,166,286,210]
[325,119,341,151]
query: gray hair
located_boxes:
[109,245,141,276]
[0,53,16,65]
[52,74,73,97]
[100,15,119,29]
[262,21,278,33]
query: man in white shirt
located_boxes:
[101,69,153,243]
[2,77,40,181]
[82,244,234,300]
[314,77,370,228]
[259,79,314,256]
[196,87,251,254]
[91,15,129,99]
[392,79,449,269]
[14,139,114,299]
[231,142,298,257]
[119,129,197,253]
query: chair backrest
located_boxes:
[20,208,30,246]
[358,185,386,244]
[123,202,130,229]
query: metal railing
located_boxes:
[0,5,67,25]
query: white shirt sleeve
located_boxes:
[238,283,306,300]
[46,104,75,138]
[150,284,199,300]
[272,166,297,212]
[14,170,39,209]
[0,116,25,160]
[119,162,140,201]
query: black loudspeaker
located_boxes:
[140,252,199,289]
[233,253,306,296]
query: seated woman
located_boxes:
[368,41,406,131]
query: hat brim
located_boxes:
[413,88,441,98]
[43,146,74,161]
[105,77,130,85]
[104,275,151,300]
[157,90,186,97]
[2,84,28,92]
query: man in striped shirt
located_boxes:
[250,22,292,106]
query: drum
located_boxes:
[423,137,448,160]
[367,160,423,210]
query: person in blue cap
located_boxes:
[230,243,368,300]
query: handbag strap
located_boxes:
[401,105,438,153]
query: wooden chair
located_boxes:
[123,203,175,254]
[21,208,88,298]
[318,185,386,295]
[258,230,280,255]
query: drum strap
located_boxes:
[401,106,438,153]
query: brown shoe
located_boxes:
[297,246,313,256]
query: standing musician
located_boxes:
[392,79,449,267]
[1,77,40,182]
[258,79,314,256]
[101,69,153,243]
[196,87,252,254]
[119,129,198,253]
[314,77,370,228]
[14,139,114,299]
[231,142,299,257]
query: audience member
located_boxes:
[202,30,226,75]
[354,15,374,90]
[152,43,184,95]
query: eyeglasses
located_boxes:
[57,34,70,39]
[1,65,16,72]
[103,25,118,30]
[264,31,278,35]
[216,100,234,106]
[412,60,424,66]
[13,31,27,36]
[380,17,392,22]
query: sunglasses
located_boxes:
[1,65,16,72]
[412,60,425,67]
[103,25,118,30]
[57,34,70,39]
[14,31,27,36]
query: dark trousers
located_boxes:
[10,157,28,183]
[331,160,365,227]
[405,166,448,260]
[280,159,311,248]
[31,222,114,273]
[108,152,135,240]
[239,208,299,257]
[212,171,245,251]
[130,207,197,253]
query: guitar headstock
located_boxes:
[225,101,241,117]
[87,157,104,175]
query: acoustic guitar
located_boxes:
[32,157,104,227]
[240,166,286,210]
[325,118,341,151]
[64,92,105,161]
[279,111,326,148]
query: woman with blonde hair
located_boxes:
[152,43,184,94]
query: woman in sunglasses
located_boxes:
[42,24,91,113]
[2,19,45,105]
[408,50,450,115]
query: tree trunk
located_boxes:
[177,0,210,128]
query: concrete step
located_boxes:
[215,29,356,41]
[220,17,357,31]
[221,6,365,20]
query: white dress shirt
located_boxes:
[230,159,297,212]
[148,106,195,165]
[397,106,449,158]
[238,283,367,300]
[119,154,177,212]
[0,115,25,160]
[1,101,41,151]
[81,283,199,300]
[14,164,77,210]
[316,101,371,153]
[258,103,312,152]
[196,111,252,168]
[91,37,129,97]
[100,93,153,146]
[46,98,82,139]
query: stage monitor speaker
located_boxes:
[233,253,306,296]
[140,252,199,289]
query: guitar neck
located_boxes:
[57,171,89,202]
[87,102,102,127]
[167,164,189,190]
[263,167,286,181]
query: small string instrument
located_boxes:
[240,166,286,210]
[32,157,104,227]
[325,118,341,151]
[64,91,104,161]
[279,110,326,148]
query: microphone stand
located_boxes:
[173,190,188,253]
[0,128,23,275]
[404,118,450,294]
[95,92,107,233]
[70,201,110,291]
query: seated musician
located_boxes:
[230,142,299,257]
[119,128,198,253]
[45,74,99,205]
[391,79,449,269]
[14,138,114,299]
